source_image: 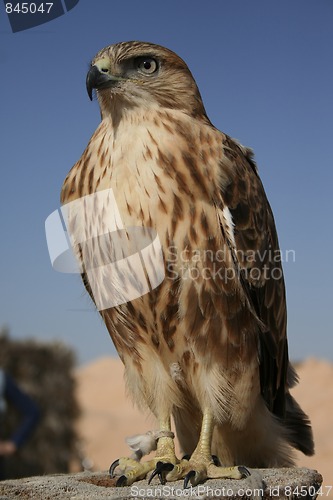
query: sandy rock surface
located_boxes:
[0,468,323,499]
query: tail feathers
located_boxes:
[284,393,314,456]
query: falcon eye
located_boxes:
[137,57,158,75]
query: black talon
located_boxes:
[238,465,251,478]
[116,475,127,487]
[182,454,191,460]
[149,461,174,485]
[184,470,196,489]
[212,454,221,466]
[148,460,163,485]
[109,459,120,478]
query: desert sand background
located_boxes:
[74,356,333,495]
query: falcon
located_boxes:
[61,41,314,487]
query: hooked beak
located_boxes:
[86,65,123,101]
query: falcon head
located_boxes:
[86,41,207,119]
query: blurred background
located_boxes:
[0,0,332,490]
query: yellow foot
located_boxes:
[148,455,250,488]
[109,456,178,487]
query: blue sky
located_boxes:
[0,0,332,364]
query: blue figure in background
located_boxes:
[0,369,40,480]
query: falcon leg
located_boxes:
[110,416,178,486]
[111,409,252,487]
[154,416,178,463]
[160,408,250,487]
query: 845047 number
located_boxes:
[5,3,54,14]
